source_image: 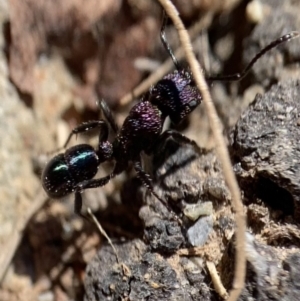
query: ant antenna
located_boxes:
[160,11,180,69]
[207,31,300,82]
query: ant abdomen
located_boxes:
[42,144,99,198]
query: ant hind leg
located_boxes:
[72,161,126,218]
[63,120,109,149]
[74,191,91,221]
[73,174,113,218]
[49,120,110,158]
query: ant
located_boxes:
[41,12,299,217]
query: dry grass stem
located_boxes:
[157,1,246,300]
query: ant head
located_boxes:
[150,69,201,124]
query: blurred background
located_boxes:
[1,0,300,300]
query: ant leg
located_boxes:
[63,120,109,149]
[74,192,83,215]
[74,192,91,221]
[77,174,113,191]
[74,164,125,216]
[152,130,199,155]
[133,160,158,199]
[74,174,114,217]
[207,31,299,82]
[96,98,119,134]
[134,159,179,221]
[74,180,120,263]
[159,130,198,147]
[48,120,109,156]
[160,10,180,69]
[73,162,126,217]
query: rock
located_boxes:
[231,79,300,216]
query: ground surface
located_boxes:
[1,0,300,300]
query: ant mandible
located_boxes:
[42,12,299,217]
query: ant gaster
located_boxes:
[42,13,299,216]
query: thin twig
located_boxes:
[207,261,228,299]
[157,1,246,301]
[87,207,120,264]
[119,12,213,106]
